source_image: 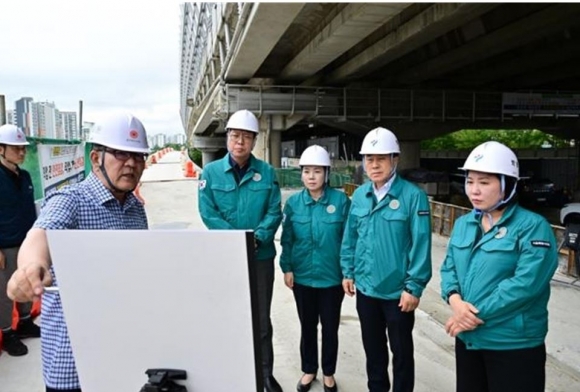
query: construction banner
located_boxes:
[20,138,88,201]
[37,144,86,197]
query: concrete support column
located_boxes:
[398,141,421,171]
[253,114,284,167]
[269,114,285,168]
[201,150,218,167]
[253,117,268,162]
[269,129,282,168]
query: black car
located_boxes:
[518,177,569,208]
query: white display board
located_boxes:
[46,230,262,392]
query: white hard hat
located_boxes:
[0,124,30,146]
[299,145,331,167]
[359,127,400,155]
[460,141,519,179]
[226,109,259,134]
[89,112,149,154]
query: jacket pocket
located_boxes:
[380,210,408,232]
[210,183,237,212]
[479,239,518,271]
[291,214,311,240]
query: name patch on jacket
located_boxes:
[417,210,430,216]
[531,240,551,248]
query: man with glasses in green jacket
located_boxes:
[198,109,283,392]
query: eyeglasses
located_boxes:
[101,147,148,162]
[228,132,254,143]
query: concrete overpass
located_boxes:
[179,3,580,168]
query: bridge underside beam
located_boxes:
[393,4,580,85]
[226,3,305,81]
[326,3,498,83]
[450,38,580,88]
[280,3,409,81]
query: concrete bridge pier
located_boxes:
[201,150,219,166]
[254,115,286,168]
[398,140,421,170]
[192,135,225,167]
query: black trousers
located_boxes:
[255,259,275,378]
[292,283,345,376]
[0,247,33,330]
[356,290,415,392]
[455,338,546,392]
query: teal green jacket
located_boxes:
[340,176,432,300]
[280,187,351,288]
[198,154,282,261]
[440,203,558,350]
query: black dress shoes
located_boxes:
[264,375,283,392]
[323,383,338,392]
[296,374,316,392]
[323,376,338,392]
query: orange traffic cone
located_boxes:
[134,183,145,205]
[184,160,196,178]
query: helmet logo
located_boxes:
[511,159,519,168]
[370,139,378,146]
[16,133,23,139]
[473,154,483,162]
[129,129,139,139]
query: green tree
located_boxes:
[421,129,570,150]
[187,147,202,167]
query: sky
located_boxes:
[0,1,184,136]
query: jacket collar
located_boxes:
[466,202,518,227]
[301,187,329,206]
[363,174,403,199]
[221,153,257,173]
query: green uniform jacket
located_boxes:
[198,154,282,261]
[440,203,558,350]
[340,175,432,300]
[280,187,351,288]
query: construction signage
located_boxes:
[21,138,88,201]
[37,144,85,197]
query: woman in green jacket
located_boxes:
[280,145,350,392]
[440,141,558,392]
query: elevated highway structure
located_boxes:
[180,3,580,168]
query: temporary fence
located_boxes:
[276,168,352,189]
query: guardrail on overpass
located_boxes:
[226,84,504,121]
[226,84,580,122]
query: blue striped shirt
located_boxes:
[34,172,148,390]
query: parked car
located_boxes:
[399,167,449,199]
[518,177,569,208]
[561,202,580,225]
[518,177,554,205]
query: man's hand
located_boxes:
[284,272,294,289]
[399,290,419,312]
[7,262,52,302]
[342,279,355,297]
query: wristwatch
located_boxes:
[447,289,460,302]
